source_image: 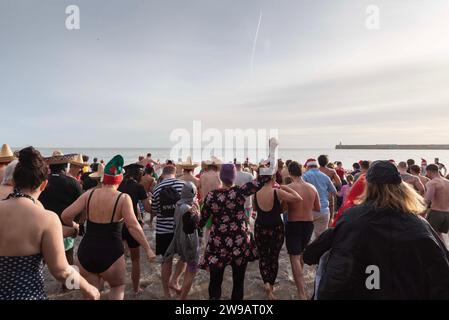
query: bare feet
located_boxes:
[134,287,144,297]
[264,283,276,300]
[169,283,182,295]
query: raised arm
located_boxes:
[122,194,155,261]
[239,174,272,197]
[277,185,303,203]
[42,212,99,300]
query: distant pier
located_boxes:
[335,144,449,150]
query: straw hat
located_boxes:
[89,163,105,179]
[177,156,199,170]
[0,144,16,163]
[45,151,72,165]
[204,156,222,166]
[69,154,89,167]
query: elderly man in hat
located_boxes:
[68,154,89,181]
[177,156,200,188]
[0,144,16,184]
[199,157,222,202]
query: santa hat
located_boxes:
[103,155,125,185]
[305,158,318,168]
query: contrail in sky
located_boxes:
[251,10,263,74]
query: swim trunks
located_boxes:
[156,232,174,256]
[427,210,449,233]
[285,221,314,256]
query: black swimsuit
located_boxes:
[254,190,285,285]
[77,190,125,274]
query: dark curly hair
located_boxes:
[13,147,48,190]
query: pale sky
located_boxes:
[1,0,449,148]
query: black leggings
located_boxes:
[254,223,285,285]
[209,261,247,300]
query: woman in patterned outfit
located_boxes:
[0,147,99,300]
[200,163,272,300]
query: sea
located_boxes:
[32,147,449,170]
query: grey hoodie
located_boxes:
[163,181,200,265]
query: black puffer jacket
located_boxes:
[303,203,449,299]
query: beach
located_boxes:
[43,218,449,300]
[44,221,316,300]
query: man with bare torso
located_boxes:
[198,161,222,246]
[199,163,221,202]
[425,164,449,238]
[435,158,448,177]
[285,161,320,300]
[398,162,425,196]
[178,158,200,189]
[410,164,430,190]
[281,160,292,184]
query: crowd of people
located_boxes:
[1,141,449,300]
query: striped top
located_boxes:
[151,178,185,234]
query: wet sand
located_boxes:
[44,221,316,300]
[44,222,449,300]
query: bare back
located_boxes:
[199,171,221,201]
[85,188,125,224]
[0,185,13,200]
[0,199,54,256]
[180,174,200,189]
[286,181,319,222]
[255,186,277,212]
[320,167,341,186]
[427,178,449,212]
[140,175,155,193]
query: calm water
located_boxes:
[33,147,449,168]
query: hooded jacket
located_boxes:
[304,203,449,299]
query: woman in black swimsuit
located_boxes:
[254,167,302,300]
[62,155,156,300]
[0,147,99,300]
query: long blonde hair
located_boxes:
[356,181,426,215]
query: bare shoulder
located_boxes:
[40,208,62,227]
[121,193,132,202]
[303,181,317,191]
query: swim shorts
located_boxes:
[156,233,175,256]
[427,210,449,233]
[285,221,314,256]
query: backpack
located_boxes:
[159,185,181,217]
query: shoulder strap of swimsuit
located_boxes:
[86,189,96,220]
[254,191,259,211]
[111,193,124,223]
[273,189,281,213]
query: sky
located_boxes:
[1,0,449,148]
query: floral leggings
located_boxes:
[254,223,285,285]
